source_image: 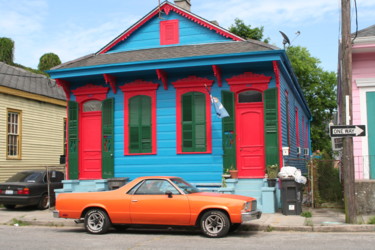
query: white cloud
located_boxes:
[0,0,48,34]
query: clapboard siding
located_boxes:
[108,12,231,54]
[107,82,225,183]
[0,93,66,182]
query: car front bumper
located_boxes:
[241,210,262,222]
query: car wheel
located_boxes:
[4,204,16,209]
[84,208,111,234]
[200,210,230,238]
[37,194,50,210]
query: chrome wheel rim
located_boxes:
[204,214,224,234]
[87,212,105,232]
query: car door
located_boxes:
[129,179,191,225]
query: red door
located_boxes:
[80,109,102,179]
[236,102,265,178]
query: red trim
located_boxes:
[103,74,117,94]
[160,19,179,45]
[273,61,283,168]
[98,2,243,54]
[119,80,159,155]
[212,65,222,87]
[55,79,71,100]
[226,72,271,93]
[71,84,109,180]
[172,76,213,154]
[72,84,109,103]
[156,69,168,90]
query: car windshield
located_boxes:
[6,172,43,183]
[170,178,200,194]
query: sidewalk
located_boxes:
[1,206,375,232]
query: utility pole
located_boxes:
[340,0,357,223]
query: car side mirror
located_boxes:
[165,190,173,198]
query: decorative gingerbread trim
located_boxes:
[156,69,168,90]
[119,79,159,92]
[55,79,71,100]
[212,65,222,87]
[226,72,271,93]
[103,74,117,94]
[172,75,213,89]
[98,2,243,54]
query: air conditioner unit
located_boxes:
[297,147,302,155]
[332,137,343,151]
[304,148,309,156]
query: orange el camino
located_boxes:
[53,176,262,237]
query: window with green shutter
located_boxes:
[129,95,152,154]
[182,92,206,152]
[68,101,79,179]
[102,98,114,178]
[264,88,279,166]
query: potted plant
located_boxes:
[266,164,279,187]
[228,165,238,179]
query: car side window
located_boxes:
[134,180,180,195]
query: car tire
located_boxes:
[200,210,230,238]
[84,208,111,234]
[4,204,16,209]
[37,194,50,210]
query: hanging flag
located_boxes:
[210,94,230,119]
[204,84,230,119]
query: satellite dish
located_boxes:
[279,31,290,49]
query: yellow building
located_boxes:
[0,62,66,182]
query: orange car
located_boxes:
[53,176,261,237]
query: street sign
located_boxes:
[330,125,366,137]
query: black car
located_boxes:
[0,170,64,210]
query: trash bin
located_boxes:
[281,177,303,215]
[107,177,129,190]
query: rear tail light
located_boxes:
[17,188,30,195]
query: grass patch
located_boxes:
[9,218,30,226]
[368,216,375,224]
[300,211,312,218]
[305,218,313,226]
[265,225,274,232]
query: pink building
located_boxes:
[351,25,375,179]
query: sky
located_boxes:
[1,0,375,72]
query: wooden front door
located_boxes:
[79,101,102,179]
[236,91,265,178]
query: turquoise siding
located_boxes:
[108,12,232,54]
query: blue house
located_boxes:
[49,0,311,213]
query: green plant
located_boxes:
[265,225,274,232]
[368,216,375,224]
[305,218,313,226]
[266,164,279,179]
[300,211,312,218]
[9,218,30,226]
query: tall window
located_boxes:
[181,92,206,152]
[295,107,300,148]
[172,76,212,154]
[129,95,152,153]
[285,91,290,147]
[120,80,158,155]
[7,109,21,159]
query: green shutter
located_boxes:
[102,98,114,178]
[129,96,151,153]
[264,88,279,166]
[182,92,206,152]
[68,101,79,179]
[221,91,236,172]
